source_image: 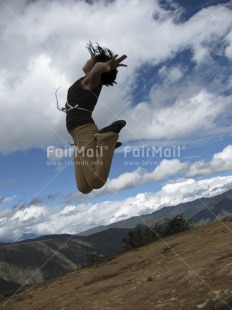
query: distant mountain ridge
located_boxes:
[0,228,131,294]
[78,189,232,236]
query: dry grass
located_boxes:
[1,218,232,310]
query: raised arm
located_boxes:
[81,54,127,90]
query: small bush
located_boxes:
[164,214,193,236]
[122,214,193,251]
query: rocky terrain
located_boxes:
[1,217,232,310]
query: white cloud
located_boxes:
[1,175,232,242]
[160,176,232,202]
[124,90,231,141]
[187,145,232,178]
[159,65,184,84]
[11,205,48,222]
[0,54,70,153]
[0,0,231,153]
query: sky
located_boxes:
[0,0,232,242]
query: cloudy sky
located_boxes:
[0,0,232,242]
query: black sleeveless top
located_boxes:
[66,77,102,132]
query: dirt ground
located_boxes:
[1,217,232,310]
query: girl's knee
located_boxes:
[77,185,93,194]
[77,176,106,193]
[79,188,93,194]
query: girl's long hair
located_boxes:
[86,41,118,86]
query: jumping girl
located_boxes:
[59,42,127,194]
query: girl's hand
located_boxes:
[105,54,127,72]
[82,55,128,89]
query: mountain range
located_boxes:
[78,189,232,235]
